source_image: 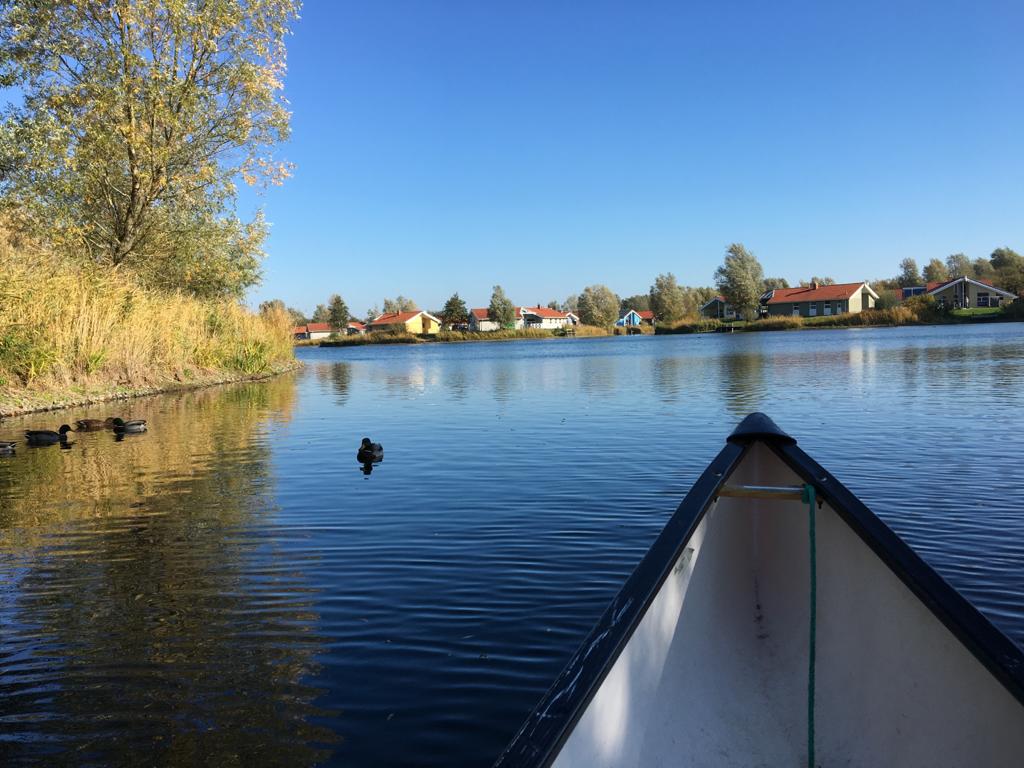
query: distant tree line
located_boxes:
[262,244,1023,333]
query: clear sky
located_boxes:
[244,0,1024,316]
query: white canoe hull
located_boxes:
[496,414,1024,768]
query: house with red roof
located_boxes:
[518,306,572,330]
[760,281,879,318]
[700,296,737,320]
[616,309,656,327]
[367,310,442,335]
[293,322,337,340]
[346,321,367,335]
[469,308,500,332]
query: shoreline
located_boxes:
[656,311,1023,335]
[0,361,302,419]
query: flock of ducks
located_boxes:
[0,417,147,455]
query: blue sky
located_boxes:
[244,0,1024,316]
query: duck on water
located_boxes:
[357,438,383,475]
[24,425,73,446]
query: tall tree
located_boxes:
[0,0,299,298]
[382,296,417,313]
[799,276,836,286]
[366,305,381,322]
[620,294,652,314]
[897,258,923,287]
[311,304,329,323]
[990,247,1024,294]
[972,258,995,280]
[563,294,579,313]
[327,294,349,329]
[488,285,515,328]
[440,292,468,328]
[714,243,765,320]
[648,273,685,322]
[922,259,948,283]
[287,306,309,326]
[577,284,620,327]
[762,277,790,290]
[945,253,971,278]
[546,300,561,311]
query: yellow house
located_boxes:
[367,310,442,335]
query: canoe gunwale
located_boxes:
[493,413,1024,767]
[770,439,1024,707]
[492,439,749,767]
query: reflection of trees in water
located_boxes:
[0,374,338,764]
[579,355,618,397]
[444,365,470,400]
[490,360,518,403]
[718,352,765,418]
[651,356,706,402]
[314,361,353,405]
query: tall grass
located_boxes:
[0,235,293,390]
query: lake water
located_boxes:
[2,324,1023,765]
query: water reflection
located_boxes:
[717,351,765,418]
[0,375,338,765]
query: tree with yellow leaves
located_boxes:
[0,0,300,298]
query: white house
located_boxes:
[517,306,571,329]
[293,322,336,340]
[469,308,501,331]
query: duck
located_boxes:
[111,417,147,434]
[0,440,16,454]
[25,425,73,445]
[75,417,116,431]
[357,437,383,463]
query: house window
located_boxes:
[792,304,801,316]
[978,292,990,308]
[809,302,818,317]
[824,303,832,316]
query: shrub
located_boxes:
[1002,300,1024,321]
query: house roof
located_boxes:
[700,296,727,310]
[368,310,440,326]
[764,282,877,304]
[519,306,568,319]
[637,310,654,319]
[347,321,366,330]
[925,276,1015,298]
[305,322,332,332]
[292,325,307,335]
[470,308,491,320]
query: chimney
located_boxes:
[811,281,819,290]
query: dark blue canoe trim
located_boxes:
[726,411,797,446]
[492,439,748,767]
[493,414,1024,767]
[770,439,1024,706]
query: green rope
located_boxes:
[802,483,817,768]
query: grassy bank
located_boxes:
[318,325,611,347]
[658,298,1023,335]
[1,237,295,414]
